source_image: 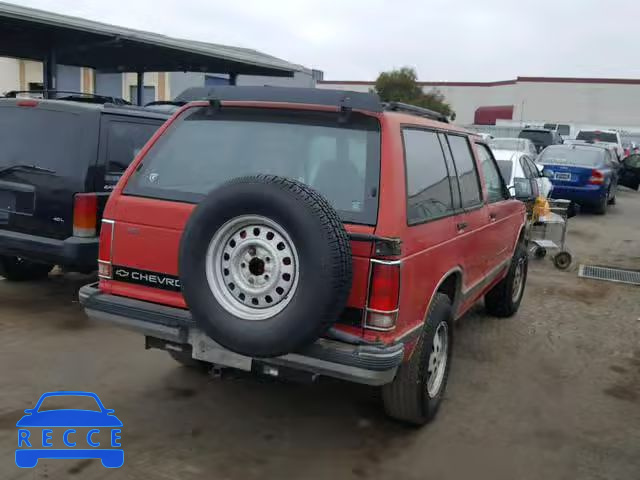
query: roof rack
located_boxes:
[382,102,449,123]
[3,90,130,105]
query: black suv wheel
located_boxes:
[0,256,53,281]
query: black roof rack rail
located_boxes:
[3,90,130,105]
[382,101,449,123]
[174,86,383,112]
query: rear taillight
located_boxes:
[365,260,401,331]
[98,219,114,279]
[588,169,605,185]
[73,193,97,237]
[17,100,38,107]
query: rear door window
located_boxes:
[402,129,454,224]
[447,135,482,208]
[103,117,162,188]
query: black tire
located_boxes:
[382,293,453,425]
[168,349,210,371]
[179,175,352,358]
[553,251,572,270]
[0,256,53,281]
[485,243,528,317]
[534,247,547,259]
[595,193,608,214]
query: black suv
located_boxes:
[0,97,170,280]
[518,127,564,153]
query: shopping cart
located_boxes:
[528,198,573,270]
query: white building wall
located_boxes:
[422,84,516,124]
[512,81,640,128]
[318,79,640,130]
[0,58,20,93]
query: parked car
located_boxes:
[576,129,624,160]
[0,97,170,280]
[619,154,640,191]
[518,128,563,153]
[538,144,619,214]
[489,137,538,156]
[492,150,553,198]
[474,132,494,141]
[80,87,529,425]
[543,122,573,139]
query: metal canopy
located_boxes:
[0,2,301,77]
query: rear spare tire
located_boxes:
[179,175,352,358]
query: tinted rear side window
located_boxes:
[0,106,88,174]
[402,129,454,224]
[447,135,482,208]
[106,120,161,176]
[125,107,381,225]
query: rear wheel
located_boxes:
[0,256,53,281]
[382,293,453,425]
[595,193,608,214]
[485,242,528,317]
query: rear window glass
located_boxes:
[496,160,513,182]
[124,107,381,225]
[0,106,87,175]
[539,146,604,167]
[576,131,618,143]
[518,130,552,145]
[557,125,571,136]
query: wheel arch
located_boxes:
[426,267,463,321]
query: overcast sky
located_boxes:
[12,0,640,81]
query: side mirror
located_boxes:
[542,169,553,178]
[512,177,536,202]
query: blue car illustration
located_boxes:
[16,391,123,468]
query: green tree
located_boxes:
[374,67,455,121]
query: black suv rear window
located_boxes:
[519,130,552,145]
[124,107,381,225]
[576,131,618,143]
[0,106,85,174]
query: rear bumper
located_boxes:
[0,229,97,268]
[550,184,605,205]
[79,284,404,386]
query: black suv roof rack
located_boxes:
[382,102,449,123]
[3,90,130,106]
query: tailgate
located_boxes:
[104,196,374,311]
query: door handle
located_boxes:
[456,222,468,231]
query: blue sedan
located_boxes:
[537,144,619,214]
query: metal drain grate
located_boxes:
[578,265,640,286]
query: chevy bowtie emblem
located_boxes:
[115,269,130,278]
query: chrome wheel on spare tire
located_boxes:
[179,175,352,358]
[206,215,299,321]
